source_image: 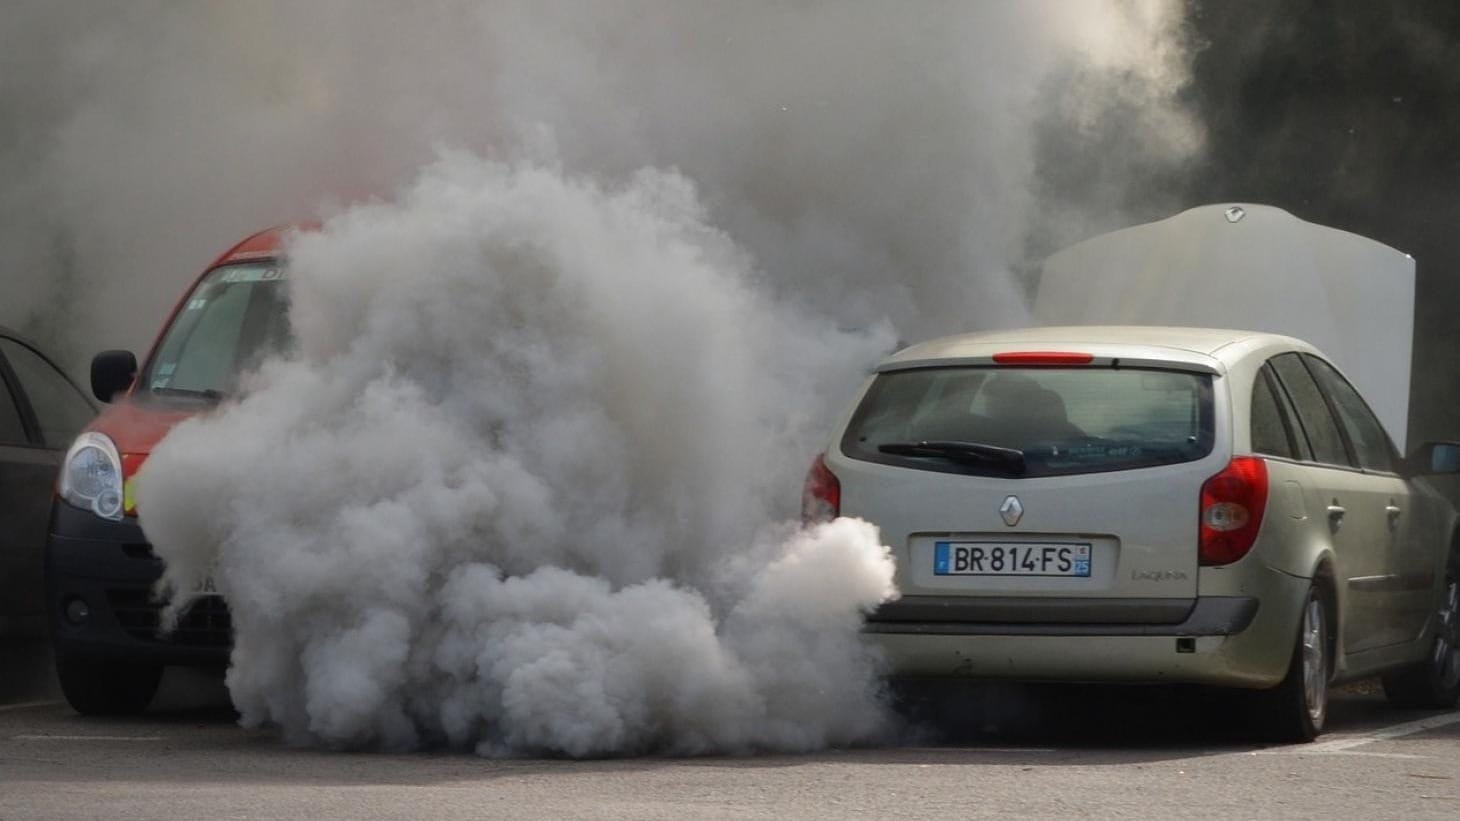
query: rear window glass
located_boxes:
[1269,353,1351,467]
[841,367,1214,478]
[1250,368,1297,459]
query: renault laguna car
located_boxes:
[805,326,1460,741]
[45,226,296,715]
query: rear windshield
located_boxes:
[140,263,291,400]
[841,366,1214,478]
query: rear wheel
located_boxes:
[55,656,162,716]
[1258,586,1329,742]
[1383,557,1460,709]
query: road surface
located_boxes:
[2,656,1457,821]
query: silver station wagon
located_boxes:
[806,326,1460,741]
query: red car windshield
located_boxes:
[140,263,291,399]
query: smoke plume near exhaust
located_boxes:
[7,2,1204,755]
[137,157,898,754]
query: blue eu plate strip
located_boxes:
[934,542,950,575]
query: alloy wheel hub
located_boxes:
[1435,578,1460,687]
[1303,597,1327,723]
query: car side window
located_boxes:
[0,338,95,449]
[1250,367,1297,459]
[1269,352,1353,468]
[1303,355,1397,473]
[0,368,27,446]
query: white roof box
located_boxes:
[1034,203,1415,449]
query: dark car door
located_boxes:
[0,335,95,639]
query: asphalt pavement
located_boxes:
[2,654,1457,821]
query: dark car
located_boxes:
[0,328,97,639]
[46,226,295,715]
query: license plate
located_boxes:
[934,541,1091,577]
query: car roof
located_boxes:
[207,221,320,268]
[880,325,1314,374]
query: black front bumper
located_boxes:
[45,500,231,668]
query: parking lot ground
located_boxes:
[1,679,1457,821]
[0,641,56,705]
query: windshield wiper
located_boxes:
[878,440,1027,474]
[151,386,227,402]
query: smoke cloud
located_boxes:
[138,158,898,754]
[1,1,1199,364]
[5,2,1203,755]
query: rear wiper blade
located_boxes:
[878,440,1027,474]
[151,386,227,402]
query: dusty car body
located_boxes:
[808,325,1460,740]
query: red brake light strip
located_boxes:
[991,351,1095,366]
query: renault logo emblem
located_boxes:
[999,495,1024,527]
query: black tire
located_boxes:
[1258,585,1330,743]
[1382,556,1460,709]
[55,656,163,716]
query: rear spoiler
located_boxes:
[877,354,1223,376]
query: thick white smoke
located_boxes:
[137,157,898,755]
[8,1,1205,756]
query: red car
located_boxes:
[46,227,295,715]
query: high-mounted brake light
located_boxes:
[801,453,841,524]
[1199,456,1269,566]
[992,351,1095,366]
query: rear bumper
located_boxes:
[866,596,1256,635]
[864,571,1310,688]
[44,501,230,668]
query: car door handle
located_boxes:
[1326,503,1346,529]
[1385,504,1403,528]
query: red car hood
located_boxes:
[86,399,203,515]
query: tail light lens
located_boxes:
[1199,456,1269,566]
[801,453,841,524]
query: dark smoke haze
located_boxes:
[1,1,1199,367]
[1036,0,1460,447]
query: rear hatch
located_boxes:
[831,351,1229,624]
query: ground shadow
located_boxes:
[892,679,1286,749]
[0,640,58,703]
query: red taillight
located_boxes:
[801,454,841,524]
[991,351,1095,366]
[1199,456,1269,566]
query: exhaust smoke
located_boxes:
[136,158,898,755]
[4,2,1205,755]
